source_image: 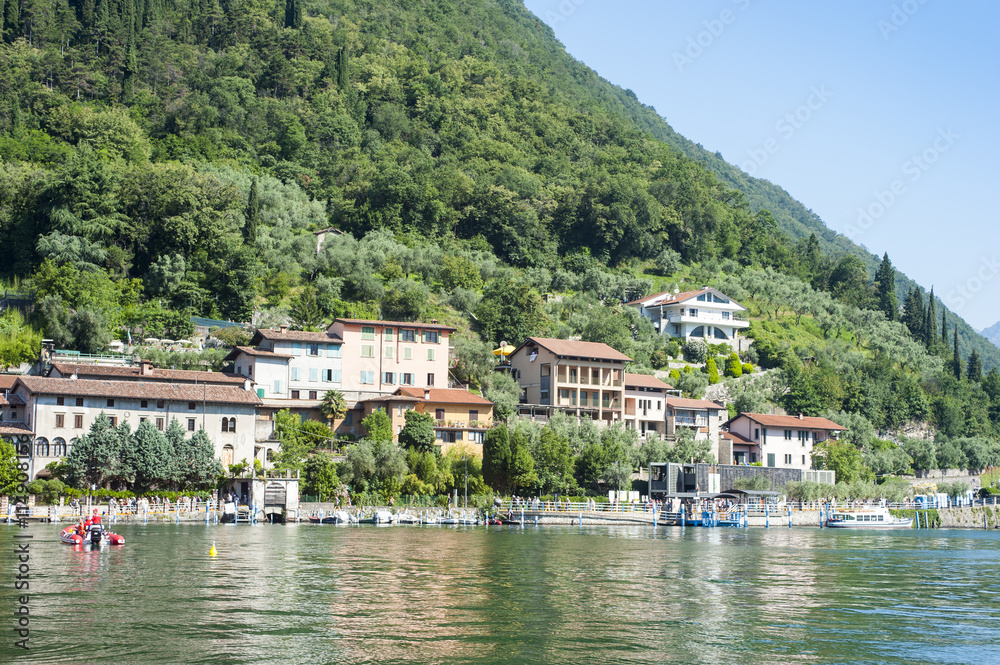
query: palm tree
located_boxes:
[319,390,347,430]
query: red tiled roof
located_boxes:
[397,387,493,405]
[14,377,261,405]
[250,328,344,344]
[0,375,18,390]
[330,318,456,332]
[625,287,710,307]
[0,392,24,406]
[224,346,293,361]
[360,394,422,404]
[721,431,755,445]
[624,373,673,390]
[50,362,245,385]
[665,397,724,410]
[517,337,631,362]
[0,422,32,436]
[735,413,844,430]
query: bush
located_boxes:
[742,362,754,375]
[666,341,681,359]
[682,340,707,363]
[705,357,720,384]
[725,352,742,378]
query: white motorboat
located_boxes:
[826,507,912,529]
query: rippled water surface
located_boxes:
[2,522,999,664]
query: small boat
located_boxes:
[308,514,338,524]
[357,509,394,525]
[420,513,440,525]
[826,507,912,529]
[60,523,125,547]
[396,512,420,525]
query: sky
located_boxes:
[521,0,1000,331]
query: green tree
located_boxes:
[244,178,259,245]
[319,390,347,429]
[705,357,720,384]
[0,308,42,371]
[302,452,339,501]
[874,253,897,321]
[64,413,128,489]
[811,439,865,483]
[967,350,982,383]
[0,438,22,497]
[474,276,547,347]
[361,409,393,444]
[482,372,521,422]
[483,423,512,494]
[126,418,172,492]
[532,427,575,494]
[398,409,435,453]
[952,329,962,380]
[724,352,742,378]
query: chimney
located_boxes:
[279,325,288,334]
[798,413,804,420]
[140,360,153,376]
[430,319,438,325]
[423,389,430,400]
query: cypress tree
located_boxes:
[337,46,349,89]
[925,286,937,347]
[244,178,260,244]
[4,0,20,43]
[875,252,897,321]
[952,329,961,380]
[967,350,982,383]
[902,287,923,338]
[284,0,301,29]
[121,1,138,102]
[941,308,948,346]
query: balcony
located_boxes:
[673,416,708,428]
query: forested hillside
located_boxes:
[1,0,999,479]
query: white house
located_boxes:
[626,287,749,349]
[724,412,844,470]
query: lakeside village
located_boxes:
[3,288,999,531]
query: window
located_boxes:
[107,399,114,408]
[141,400,148,408]
[399,329,415,342]
[74,414,83,428]
[229,417,236,432]
[266,449,273,462]
[325,369,342,383]
[592,369,600,382]
[423,330,439,344]
[188,418,196,432]
[292,367,300,381]
[292,342,303,356]
[784,429,792,440]
[309,391,317,400]
[784,454,793,465]
[690,326,704,338]
[383,372,395,385]
[426,348,434,361]
[360,371,375,384]
[754,428,760,440]
[403,347,412,360]
[435,409,445,421]
[689,308,698,317]
[273,380,282,394]
[427,373,434,386]
[53,438,66,456]
[222,418,229,433]
[222,417,236,433]
[291,390,300,399]
[580,391,588,405]
[109,417,117,427]
[140,417,147,423]
[384,327,394,340]
[385,347,394,359]
[327,344,342,358]
[35,439,49,457]
[76,397,84,407]
[188,402,196,410]
[397,405,405,416]
[697,294,707,301]
[309,368,318,382]
[569,368,577,383]
[361,326,375,340]
[156,418,164,431]
[802,455,807,465]
[55,414,65,428]
[469,410,479,422]
[361,344,375,358]
[402,373,414,385]
[157,400,164,409]
[308,343,320,356]
[344,412,353,426]
[57,396,65,406]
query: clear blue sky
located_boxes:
[522,0,1000,330]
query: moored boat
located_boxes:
[826,507,912,529]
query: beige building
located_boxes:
[508,338,630,424]
[623,373,674,440]
[724,413,843,470]
[6,376,264,479]
[49,361,247,386]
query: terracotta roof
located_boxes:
[329,318,456,332]
[250,328,343,344]
[50,362,245,385]
[516,337,631,362]
[397,387,493,406]
[734,413,844,430]
[624,373,672,390]
[224,346,293,361]
[625,287,710,307]
[0,422,32,436]
[0,375,18,390]
[360,394,422,404]
[13,377,261,405]
[721,431,755,445]
[665,397,724,410]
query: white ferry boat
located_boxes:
[826,507,912,529]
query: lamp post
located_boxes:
[463,455,468,508]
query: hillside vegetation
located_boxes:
[0,0,998,486]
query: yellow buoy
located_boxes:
[209,542,217,557]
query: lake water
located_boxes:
[2,522,999,664]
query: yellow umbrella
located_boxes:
[492,345,516,356]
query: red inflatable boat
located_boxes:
[60,523,125,547]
